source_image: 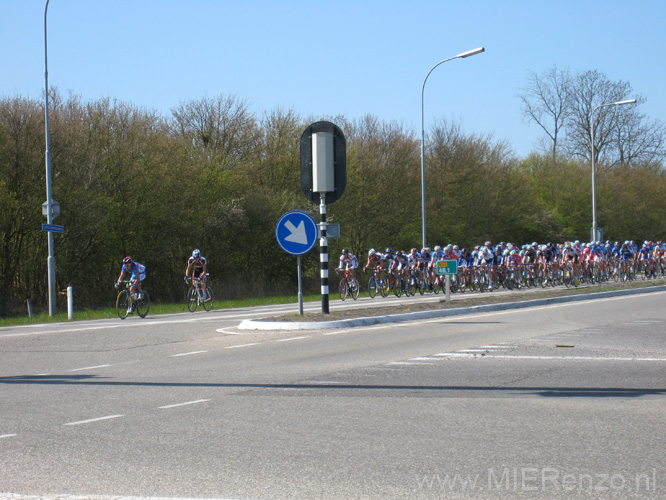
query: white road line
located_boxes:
[0,434,18,439]
[435,352,666,362]
[158,399,211,409]
[276,336,310,342]
[170,350,208,357]
[63,415,124,426]
[389,361,435,365]
[225,342,259,349]
[0,495,246,500]
[67,364,111,372]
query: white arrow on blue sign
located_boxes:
[275,210,318,255]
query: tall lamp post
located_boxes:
[420,47,484,249]
[590,98,636,242]
[44,0,57,315]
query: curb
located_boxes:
[237,285,666,331]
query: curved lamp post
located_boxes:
[590,98,636,242]
[420,47,484,249]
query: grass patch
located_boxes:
[0,294,322,327]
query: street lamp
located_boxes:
[420,47,484,249]
[590,98,636,242]
[44,0,57,315]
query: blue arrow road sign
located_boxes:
[42,223,65,233]
[275,211,318,255]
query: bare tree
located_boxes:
[519,65,572,158]
[170,94,259,170]
[522,67,665,167]
[565,69,633,164]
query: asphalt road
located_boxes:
[1,290,665,499]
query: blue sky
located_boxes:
[2,0,664,158]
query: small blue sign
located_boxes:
[42,223,65,233]
[275,211,318,256]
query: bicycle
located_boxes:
[367,267,389,299]
[338,269,360,301]
[186,274,213,312]
[115,280,150,319]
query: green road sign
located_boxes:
[436,259,458,275]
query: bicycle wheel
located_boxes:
[187,286,198,312]
[339,279,349,301]
[458,272,466,293]
[379,276,389,298]
[202,288,214,311]
[136,291,150,318]
[349,278,360,300]
[368,277,377,298]
[477,271,487,292]
[562,269,572,288]
[116,290,130,320]
[393,277,403,298]
[408,277,417,296]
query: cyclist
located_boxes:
[185,248,209,300]
[116,256,146,300]
[638,243,654,277]
[407,248,424,285]
[477,241,496,290]
[363,248,386,286]
[335,249,359,289]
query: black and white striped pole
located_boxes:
[300,121,346,314]
[319,194,329,313]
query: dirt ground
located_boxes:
[269,280,665,322]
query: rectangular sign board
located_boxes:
[436,259,458,275]
[42,223,65,233]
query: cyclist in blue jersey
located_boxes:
[116,256,146,299]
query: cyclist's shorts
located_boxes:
[131,272,146,282]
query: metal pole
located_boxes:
[420,47,484,250]
[320,195,329,314]
[297,256,303,316]
[591,110,597,243]
[44,0,56,316]
[590,99,636,242]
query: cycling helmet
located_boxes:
[368,248,376,256]
[453,245,459,250]
[385,247,393,253]
[342,248,349,255]
[192,248,201,259]
[503,249,510,256]
[434,245,442,252]
[396,251,403,257]
[411,247,418,253]
[485,241,491,246]
[123,256,133,265]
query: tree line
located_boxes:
[1,77,665,316]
